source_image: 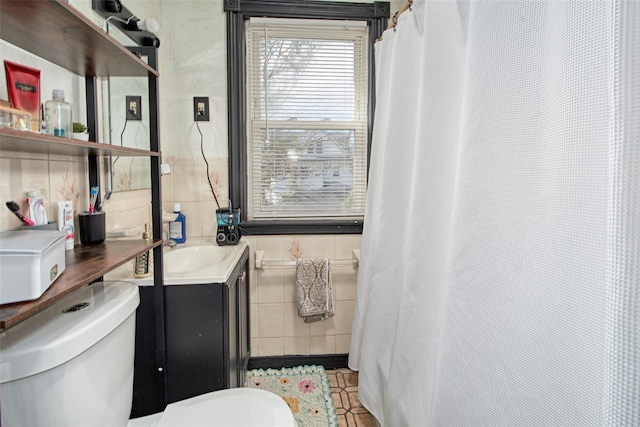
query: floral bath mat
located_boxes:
[246,365,338,427]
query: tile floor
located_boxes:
[326,369,375,427]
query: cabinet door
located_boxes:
[165,284,225,403]
[131,287,165,418]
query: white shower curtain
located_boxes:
[349,1,639,426]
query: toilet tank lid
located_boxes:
[0,281,139,383]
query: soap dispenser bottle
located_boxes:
[169,203,186,244]
[133,224,153,278]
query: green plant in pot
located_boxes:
[72,122,89,141]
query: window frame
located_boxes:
[225,0,389,235]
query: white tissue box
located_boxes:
[0,230,67,305]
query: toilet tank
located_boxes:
[0,281,140,427]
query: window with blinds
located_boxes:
[246,18,369,220]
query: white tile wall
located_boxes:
[248,235,361,357]
[258,338,285,357]
[257,270,284,304]
[160,155,228,238]
[310,336,336,354]
[284,303,310,337]
[285,337,310,355]
[258,304,285,339]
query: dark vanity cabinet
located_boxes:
[132,247,250,416]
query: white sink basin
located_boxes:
[105,240,247,285]
[164,245,231,275]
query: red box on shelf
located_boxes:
[4,60,41,132]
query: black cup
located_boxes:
[78,211,106,244]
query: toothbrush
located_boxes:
[96,190,112,212]
[5,200,35,226]
[89,186,99,213]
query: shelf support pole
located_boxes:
[128,45,167,412]
[85,76,101,208]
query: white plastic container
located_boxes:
[0,230,66,304]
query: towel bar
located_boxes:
[254,249,360,269]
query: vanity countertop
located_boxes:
[105,239,248,285]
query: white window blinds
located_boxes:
[246,18,369,220]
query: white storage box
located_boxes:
[0,230,67,304]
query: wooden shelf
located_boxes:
[0,0,158,77]
[0,127,161,157]
[0,1,164,333]
[0,239,162,330]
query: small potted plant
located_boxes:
[72,122,89,141]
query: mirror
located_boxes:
[107,76,151,191]
[101,22,152,192]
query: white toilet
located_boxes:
[0,281,297,427]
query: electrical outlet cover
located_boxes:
[126,95,142,120]
[194,96,210,121]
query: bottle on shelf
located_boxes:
[44,89,72,138]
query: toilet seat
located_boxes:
[153,388,297,427]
